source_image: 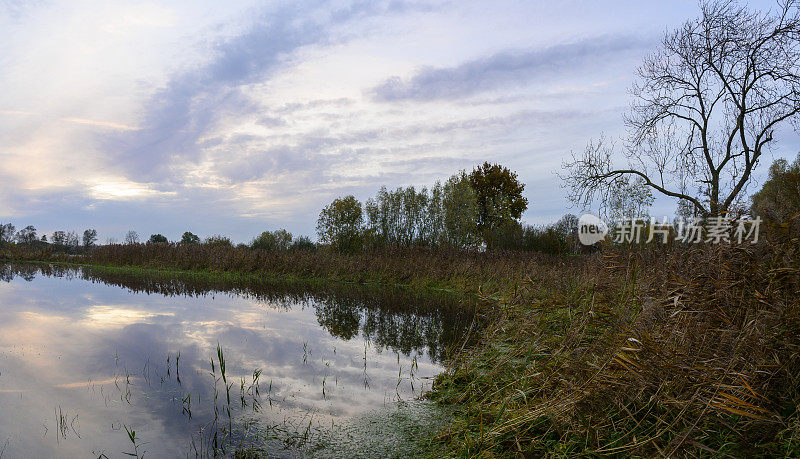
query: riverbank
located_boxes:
[431,242,800,456]
[3,242,799,456]
[1,242,579,298]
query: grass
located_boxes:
[430,241,800,456]
[1,241,575,297]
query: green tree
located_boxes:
[554,214,578,239]
[317,195,364,252]
[65,231,79,252]
[363,175,481,249]
[751,155,800,237]
[426,182,445,245]
[675,198,698,222]
[365,185,437,247]
[468,162,528,248]
[83,229,98,248]
[441,172,480,249]
[148,234,168,243]
[180,231,200,244]
[289,236,317,252]
[251,229,293,251]
[493,219,525,251]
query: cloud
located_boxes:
[108,1,430,183]
[59,117,139,131]
[0,0,42,19]
[4,0,724,240]
[0,111,139,130]
[90,179,175,200]
[194,107,582,188]
[0,109,37,116]
[272,97,354,114]
[107,3,327,181]
[371,35,653,101]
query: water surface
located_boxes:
[0,263,473,457]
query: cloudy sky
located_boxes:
[1,0,797,243]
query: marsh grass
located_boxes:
[2,242,568,296]
[122,425,143,458]
[430,241,800,456]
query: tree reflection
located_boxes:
[2,263,475,363]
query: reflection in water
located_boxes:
[0,263,473,457]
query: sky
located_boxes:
[1,0,798,243]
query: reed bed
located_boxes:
[431,241,800,456]
[2,242,572,296]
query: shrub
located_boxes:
[180,232,200,244]
[289,236,317,252]
[251,229,292,252]
[204,235,232,248]
[148,234,168,244]
[491,214,576,254]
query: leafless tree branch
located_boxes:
[562,0,800,217]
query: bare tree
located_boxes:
[124,230,139,245]
[563,0,800,217]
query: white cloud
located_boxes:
[59,117,140,131]
[91,179,176,200]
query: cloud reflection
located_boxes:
[0,263,473,456]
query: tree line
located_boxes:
[0,162,577,256]
[3,152,796,257]
[316,162,578,253]
[0,225,98,252]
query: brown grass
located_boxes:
[1,242,577,296]
[430,241,800,456]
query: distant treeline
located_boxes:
[0,162,580,256]
[315,162,577,254]
[2,156,796,258]
[0,224,97,253]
